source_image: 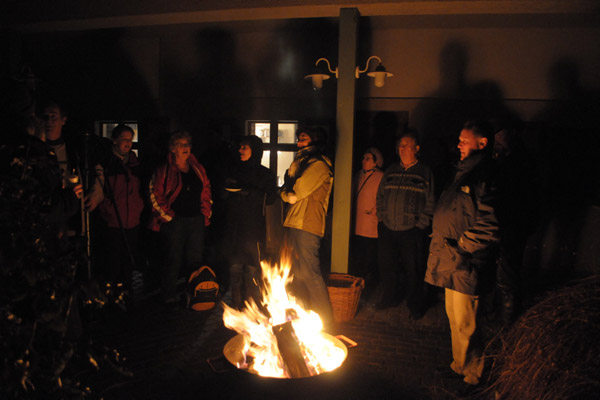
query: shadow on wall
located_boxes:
[411,42,600,285]
[529,57,600,282]
[161,28,252,151]
[25,30,159,134]
[355,110,407,172]
[255,18,338,119]
[411,40,518,194]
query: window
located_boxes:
[247,121,298,187]
[95,121,140,155]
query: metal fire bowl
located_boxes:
[223,332,348,378]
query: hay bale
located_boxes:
[487,275,600,400]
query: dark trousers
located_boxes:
[229,264,260,309]
[160,215,205,299]
[350,235,378,279]
[377,223,427,313]
[97,224,139,291]
[287,228,333,325]
[496,231,527,322]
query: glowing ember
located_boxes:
[222,258,346,378]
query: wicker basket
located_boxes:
[326,274,365,323]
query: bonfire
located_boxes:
[222,258,346,378]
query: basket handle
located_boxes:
[352,277,365,289]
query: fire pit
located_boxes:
[223,332,348,378]
[222,258,348,378]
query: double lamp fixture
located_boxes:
[305,55,393,90]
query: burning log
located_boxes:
[222,260,348,378]
[272,320,310,378]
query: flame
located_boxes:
[223,257,345,378]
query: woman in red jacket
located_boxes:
[149,131,212,304]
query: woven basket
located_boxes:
[326,274,365,323]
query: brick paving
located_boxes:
[87,278,479,400]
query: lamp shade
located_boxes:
[304,71,331,90]
[367,64,393,88]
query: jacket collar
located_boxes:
[457,150,488,171]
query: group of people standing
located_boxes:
[3,102,527,388]
[352,119,528,387]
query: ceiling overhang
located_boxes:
[3,0,599,33]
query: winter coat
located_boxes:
[424,151,499,296]
[354,168,384,238]
[376,161,434,231]
[222,136,277,265]
[97,150,145,229]
[281,146,333,237]
[148,152,212,232]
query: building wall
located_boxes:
[3,13,600,277]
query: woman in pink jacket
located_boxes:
[149,131,212,305]
[351,147,384,291]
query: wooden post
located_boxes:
[331,7,359,273]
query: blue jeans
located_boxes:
[160,215,205,299]
[287,228,333,325]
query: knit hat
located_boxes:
[365,147,384,168]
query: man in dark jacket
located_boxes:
[425,120,499,386]
[87,124,145,299]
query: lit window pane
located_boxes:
[251,122,270,143]
[277,123,298,144]
[100,122,138,142]
[277,151,296,187]
[261,150,270,169]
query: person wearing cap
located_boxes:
[280,126,334,326]
[375,130,435,319]
[222,135,277,309]
[351,147,384,292]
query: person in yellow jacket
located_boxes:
[280,127,334,326]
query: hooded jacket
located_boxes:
[148,152,212,231]
[424,151,499,295]
[281,145,333,237]
[222,136,277,264]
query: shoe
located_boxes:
[456,380,482,397]
[163,294,181,305]
[434,367,463,380]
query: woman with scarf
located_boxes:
[351,148,384,293]
[280,127,334,327]
[222,135,277,309]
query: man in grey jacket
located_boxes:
[375,131,435,318]
[425,120,499,386]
